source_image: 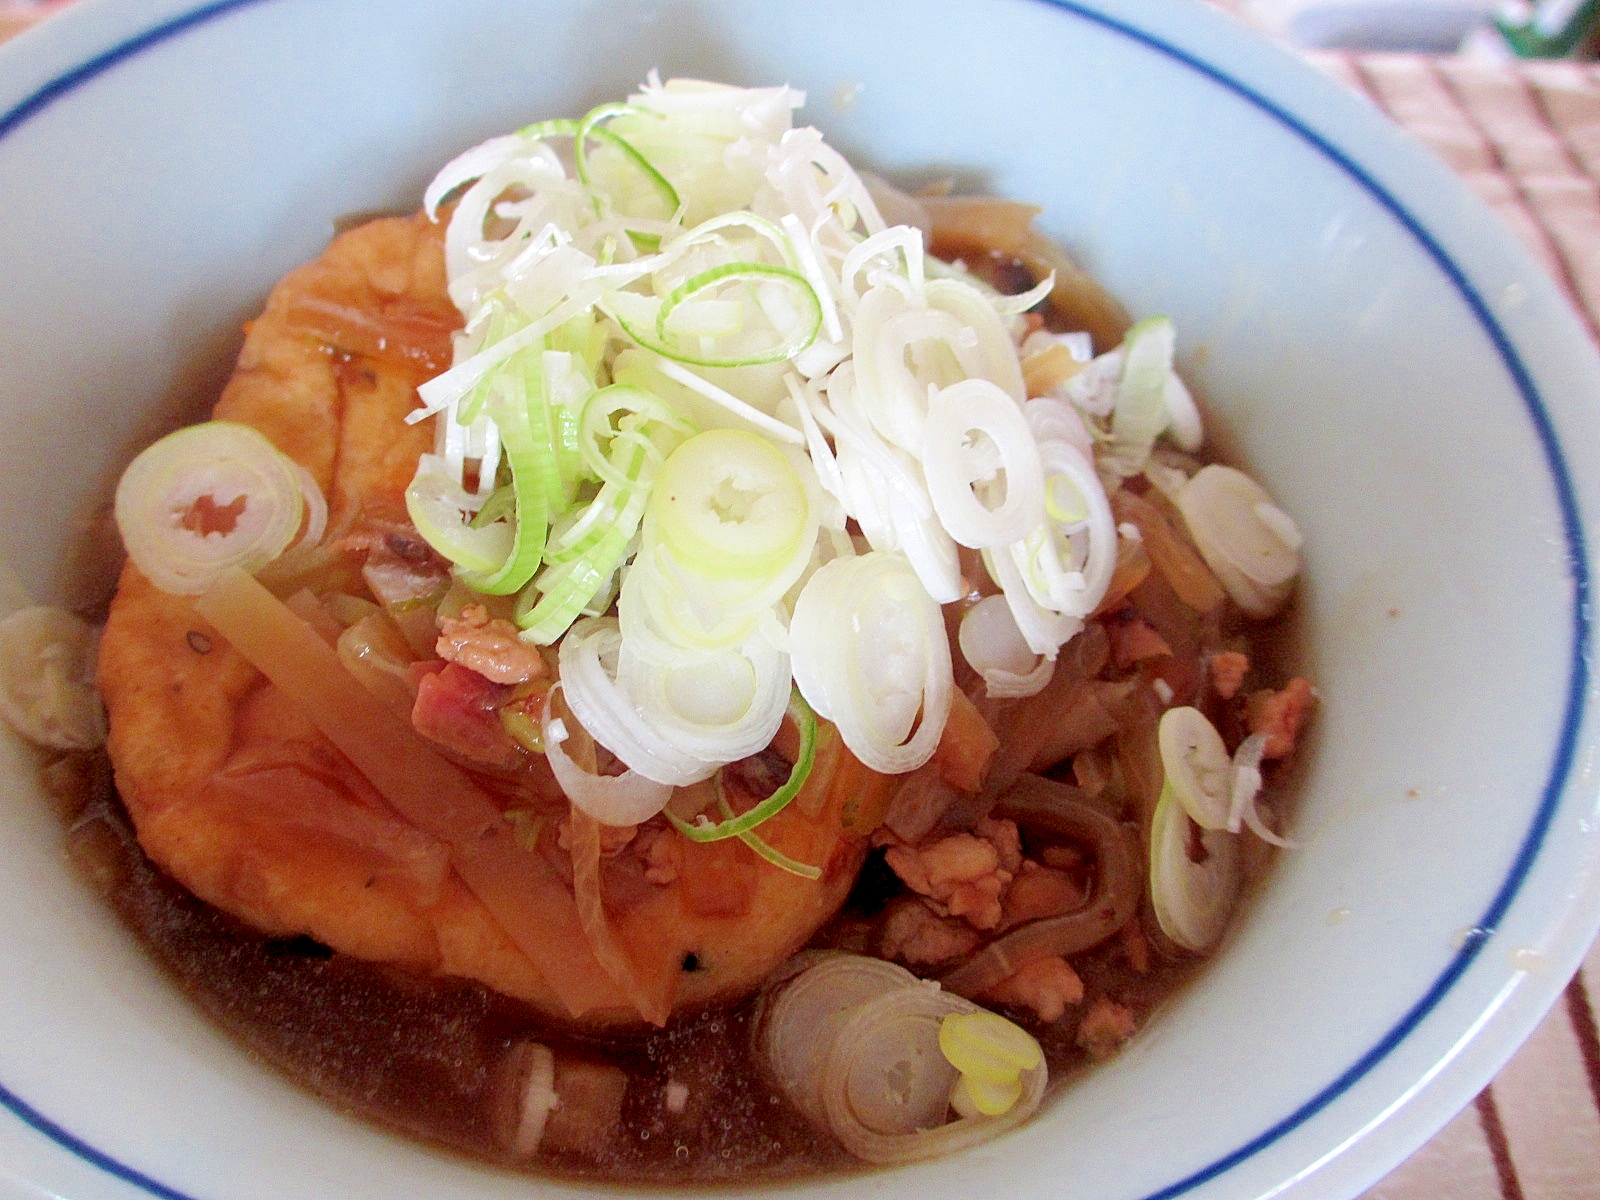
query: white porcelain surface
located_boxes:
[2,2,1599,1198]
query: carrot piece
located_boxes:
[935,689,1001,794]
[1112,491,1225,615]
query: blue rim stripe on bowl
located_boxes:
[0,0,267,142]
[0,3,1588,1199]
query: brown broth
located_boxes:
[61,234,1304,1188]
[66,786,855,1183]
[60,765,1213,1185]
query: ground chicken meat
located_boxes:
[972,815,1023,874]
[1076,996,1138,1059]
[1246,677,1317,758]
[1209,651,1249,699]
[883,832,1013,931]
[638,828,681,886]
[878,897,983,966]
[983,955,1085,1023]
[436,604,546,685]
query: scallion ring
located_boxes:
[114,421,312,596]
[573,103,680,223]
[665,689,817,844]
[649,428,815,583]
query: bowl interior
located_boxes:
[2,2,1599,1199]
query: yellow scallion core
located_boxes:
[938,1010,1044,1118]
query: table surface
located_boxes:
[4,5,1600,1199]
[1302,48,1600,1200]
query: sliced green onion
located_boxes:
[404,466,510,574]
[515,510,637,644]
[578,383,694,492]
[0,606,106,751]
[650,428,813,581]
[550,309,610,379]
[515,381,692,644]
[1150,787,1241,954]
[668,210,799,269]
[470,483,516,529]
[1156,705,1232,830]
[604,263,821,369]
[458,377,552,595]
[665,689,817,844]
[1043,473,1090,525]
[441,107,677,264]
[1103,316,1177,478]
[662,297,743,339]
[456,308,504,426]
[514,117,580,140]
[115,421,312,596]
[573,103,680,223]
[716,804,822,879]
[1173,464,1302,619]
[669,263,822,368]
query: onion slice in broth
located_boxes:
[789,551,953,775]
[757,953,1047,1164]
[115,421,320,595]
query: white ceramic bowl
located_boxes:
[3,2,1599,1198]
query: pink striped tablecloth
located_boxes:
[1307,50,1600,1200]
[4,5,1600,1198]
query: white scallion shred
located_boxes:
[401,77,1235,806]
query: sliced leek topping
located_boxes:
[607,262,823,369]
[666,690,817,845]
[1150,787,1242,954]
[757,953,1047,1164]
[789,551,953,776]
[650,429,814,581]
[457,380,552,595]
[114,421,316,595]
[1174,464,1303,618]
[406,467,512,574]
[572,103,680,223]
[939,1010,1043,1117]
[713,787,822,880]
[1110,317,1178,473]
[1157,706,1233,830]
[0,606,105,750]
[389,79,1303,801]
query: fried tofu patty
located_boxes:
[97,214,887,1026]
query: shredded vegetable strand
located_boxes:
[667,690,817,842]
[391,77,1259,789]
[192,568,622,1018]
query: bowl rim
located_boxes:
[0,1,1595,1198]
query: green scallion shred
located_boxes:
[720,809,823,880]
[666,690,818,846]
[470,483,516,529]
[457,375,551,595]
[573,103,680,224]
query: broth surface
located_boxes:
[65,775,1205,1182]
